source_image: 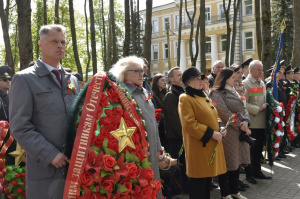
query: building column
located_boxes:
[210,34,218,68]
[180,40,186,72]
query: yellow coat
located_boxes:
[178,92,227,178]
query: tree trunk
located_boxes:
[143,0,152,76]
[0,0,14,73]
[261,0,272,76]
[36,3,42,60]
[89,0,97,74]
[224,0,232,67]
[107,14,112,69]
[54,0,59,24]
[230,0,241,65]
[123,0,130,57]
[292,0,300,66]
[130,0,137,55]
[185,0,196,66]
[200,0,205,72]
[101,0,108,71]
[255,0,262,60]
[137,0,140,55]
[16,0,33,70]
[177,0,183,66]
[68,0,82,75]
[43,0,47,24]
[84,0,90,81]
[110,0,117,64]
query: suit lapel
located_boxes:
[61,69,71,91]
[36,59,62,88]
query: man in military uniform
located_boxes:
[241,58,253,80]
[293,67,300,84]
[0,65,11,121]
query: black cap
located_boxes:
[267,66,274,73]
[0,65,11,79]
[241,58,253,68]
[182,67,205,86]
[280,60,285,67]
[294,67,300,74]
[72,72,83,82]
[284,64,293,75]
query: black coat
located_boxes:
[0,90,9,122]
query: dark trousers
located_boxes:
[279,128,288,151]
[218,169,239,196]
[189,177,211,199]
[248,128,265,175]
[167,138,189,192]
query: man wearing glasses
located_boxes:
[0,65,11,122]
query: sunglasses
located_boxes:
[127,69,144,74]
[0,78,11,82]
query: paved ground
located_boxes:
[171,148,300,199]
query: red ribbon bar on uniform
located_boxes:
[249,87,264,96]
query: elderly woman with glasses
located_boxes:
[178,67,227,199]
[109,56,162,194]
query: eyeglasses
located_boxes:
[0,78,11,82]
[127,69,144,74]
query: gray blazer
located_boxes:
[9,59,79,199]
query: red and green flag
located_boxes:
[249,87,264,96]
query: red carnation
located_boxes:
[272,129,276,133]
[106,88,120,103]
[15,173,21,178]
[277,123,282,130]
[11,180,18,186]
[21,173,25,178]
[241,96,245,100]
[17,188,23,194]
[232,113,238,119]
[112,106,124,117]
[232,119,237,124]
[99,117,111,126]
[100,94,109,108]
[276,136,281,143]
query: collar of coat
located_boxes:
[186,86,206,98]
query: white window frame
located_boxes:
[205,6,212,24]
[218,3,228,20]
[151,71,159,77]
[186,10,194,26]
[220,34,227,52]
[163,16,171,32]
[174,41,178,58]
[163,42,169,59]
[174,15,180,29]
[152,19,159,33]
[151,44,159,60]
[243,0,253,16]
[205,37,211,54]
[243,29,255,51]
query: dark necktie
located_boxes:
[52,70,61,85]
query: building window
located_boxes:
[219,4,227,20]
[175,15,180,29]
[244,0,253,15]
[152,19,158,33]
[221,34,227,52]
[186,10,194,25]
[152,44,159,60]
[206,37,211,53]
[244,31,253,50]
[174,41,178,58]
[163,17,170,31]
[163,43,169,59]
[205,7,211,24]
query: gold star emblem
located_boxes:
[9,143,26,165]
[110,117,136,153]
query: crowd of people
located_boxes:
[1,23,299,199]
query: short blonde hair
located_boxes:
[109,56,144,82]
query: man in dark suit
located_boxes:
[208,60,224,88]
[241,58,253,80]
[9,24,79,199]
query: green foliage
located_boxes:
[141,158,152,169]
[271,0,293,63]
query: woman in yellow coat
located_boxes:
[178,67,227,199]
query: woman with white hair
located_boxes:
[110,56,162,190]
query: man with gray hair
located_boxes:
[9,24,79,198]
[242,60,271,184]
[208,60,225,88]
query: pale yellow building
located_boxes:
[141,0,259,76]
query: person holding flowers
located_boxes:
[210,68,251,199]
[109,56,162,197]
[178,67,227,199]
